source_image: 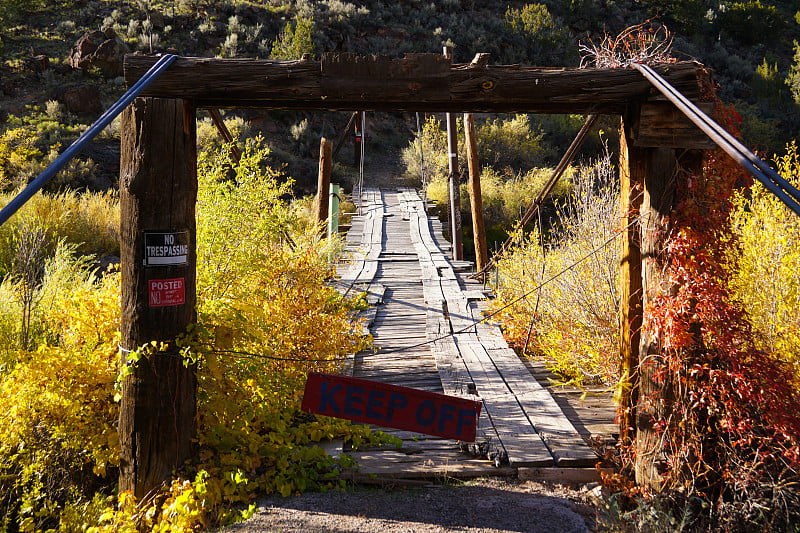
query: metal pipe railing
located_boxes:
[0,53,178,227]
[631,62,800,217]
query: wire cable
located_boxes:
[0,54,178,227]
[630,62,800,217]
[208,212,643,364]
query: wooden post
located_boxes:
[443,46,463,261]
[620,104,709,486]
[635,146,678,487]
[118,98,197,498]
[617,116,644,448]
[207,108,241,164]
[463,113,488,271]
[316,137,332,225]
[353,111,362,168]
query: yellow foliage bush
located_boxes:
[0,189,120,277]
[426,166,573,227]
[0,140,385,531]
[0,127,41,190]
[0,268,120,532]
[726,141,800,375]
[488,154,620,385]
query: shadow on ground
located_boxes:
[225,479,596,533]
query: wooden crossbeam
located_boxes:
[125,54,708,114]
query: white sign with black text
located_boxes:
[143,231,189,267]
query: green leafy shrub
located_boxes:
[503,3,575,65]
[478,115,555,170]
[196,113,251,156]
[717,1,785,45]
[788,41,800,103]
[270,16,316,59]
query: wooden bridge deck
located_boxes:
[335,188,616,483]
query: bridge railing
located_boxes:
[0,54,178,227]
[632,62,800,217]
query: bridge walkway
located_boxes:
[335,188,615,483]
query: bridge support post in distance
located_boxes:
[354,111,363,168]
[463,113,488,272]
[316,137,333,228]
[118,97,198,498]
[619,102,710,487]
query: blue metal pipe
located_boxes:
[631,62,800,217]
[0,54,178,227]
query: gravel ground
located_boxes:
[224,478,600,533]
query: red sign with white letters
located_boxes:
[148,278,185,307]
[301,372,481,442]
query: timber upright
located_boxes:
[118,97,198,498]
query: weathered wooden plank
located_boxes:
[322,53,451,101]
[126,55,707,115]
[518,467,612,484]
[631,102,715,149]
[455,338,554,467]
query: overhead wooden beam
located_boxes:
[125,55,708,115]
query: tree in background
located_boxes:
[789,40,800,104]
[270,16,315,60]
[504,3,575,66]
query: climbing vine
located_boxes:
[608,102,800,531]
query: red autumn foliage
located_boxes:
[617,102,800,527]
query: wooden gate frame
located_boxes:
[119,53,714,496]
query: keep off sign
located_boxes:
[301,373,481,442]
[148,278,185,308]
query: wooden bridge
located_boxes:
[335,188,616,483]
[112,53,720,494]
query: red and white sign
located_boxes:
[148,278,185,307]
[301,372,482,442]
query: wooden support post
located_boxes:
[618,117,644,448]
[316,137,332,226]
[635,145,678,487]
[443,46,463,261]
[353,111,362,168]
[635,147,703,487]
[118,97,197,498]
[463,113,488,271]
[620,105,707,487]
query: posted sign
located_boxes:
[143,231,189,267]
[301,373,481,442]
[149,278,185,307]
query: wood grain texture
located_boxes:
[632,102,716,149]
[464,113,489,271]
[635,147,681,487]
[125,55,707,116]
[118,98,197,498]
[315,138,332,225]
[618,117,643,447]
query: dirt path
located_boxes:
[224,478,600,532]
